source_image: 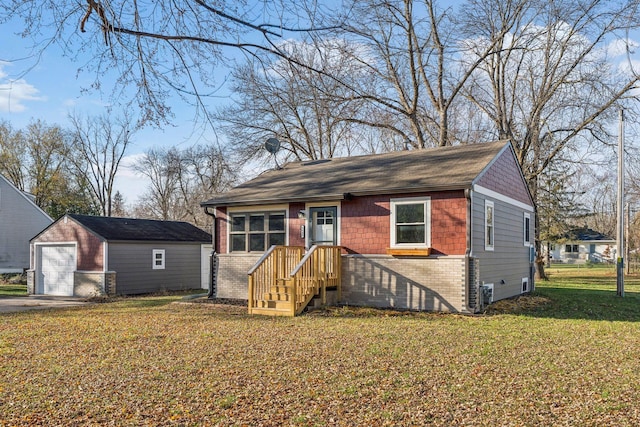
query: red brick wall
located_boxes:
[216,207,228,253]
[215,192,468,256]
[430,192,467,255]
[341,195,390,254]
[34,218,104,271]
[476,149,533,206]
[288,202,306,247]
[341,191,467,255]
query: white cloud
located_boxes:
[607,38,639,58]
[113,152,150,203]
[0,62,46,112]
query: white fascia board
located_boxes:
[474,185,534,212]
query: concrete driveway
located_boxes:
[0,296,90,314]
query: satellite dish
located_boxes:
[265,138,281,154]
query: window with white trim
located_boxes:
[524,212,531,246]
[390,197,431,248]
[230,211,286,252]
[522,277,529,293]
[152,249,165,270]
[485,200,494,251]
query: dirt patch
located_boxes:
[484,294,552,315]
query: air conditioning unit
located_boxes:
[482,283,494,305]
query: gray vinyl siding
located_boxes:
[0,177,53,272]
[472,192,534,301]
[108,242,203,294]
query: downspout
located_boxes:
[465,188,479,313]
[203,206,218,299]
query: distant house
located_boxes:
[0,174,53,273]
[28,214,212,296]
[546,228,615,264]
[201,141,536,315]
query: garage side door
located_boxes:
[38,244,76,296]
[201,244,212,290]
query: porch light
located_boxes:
[298,210,307,219]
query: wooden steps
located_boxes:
[256,282,294,312]
[247,245,342,317]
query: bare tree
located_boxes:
[173,145,236,227]
[68,112,135,216]
[460,0,640,278]
[0,119,100,217]
[0,1,338,126]
[20,120,72,209]
[332,0,528,148]
[133,148,180,221]
[217,38,381,163]
[133,145,235,226]
[0,121,27,190]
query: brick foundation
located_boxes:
[216,254,262,299]
[341,254,468,312]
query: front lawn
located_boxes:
[0,275,27,297]
[1,268,639,426]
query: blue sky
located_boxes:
[2,6,640,207]
[0,16,230,205]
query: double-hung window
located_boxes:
[390,197,431,247]
[230,211,286,252]
[485,200,494,251]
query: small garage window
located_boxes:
[152,249,165,270]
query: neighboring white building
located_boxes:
[0,174,53,273]
[545,228,615,264]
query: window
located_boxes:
[229,211,286,252]
[390,197,431,247]
[524,213,531,246]
[522,277,529,293]
[485,200,494,251]
[565,244,579,253]
[152,249,165,270]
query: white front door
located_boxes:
[309,206,337,246]
[37,244,76,296]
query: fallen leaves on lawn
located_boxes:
[484,294,552,315]
[0,296,639,426]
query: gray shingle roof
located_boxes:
[68,214,211,242]
[203,141,510,207]
[564,227,614,242]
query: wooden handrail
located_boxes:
[247,245,278,275]
[247,246,305,314]
[290,245,318,276]
[247,245,341,315]
[288,245,342,315]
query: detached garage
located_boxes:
[28,214,212,297]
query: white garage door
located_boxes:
[37,244,76,296]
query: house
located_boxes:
[28,214,212,296]
[0,174,53,273]
[201,141,535,315]
[545,227,615,264]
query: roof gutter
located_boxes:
[201,183,473,208]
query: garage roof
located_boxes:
[67,214,211,242]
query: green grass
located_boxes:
[0,283,27,297]
[533,264,640,321]
[1,267,639,426]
